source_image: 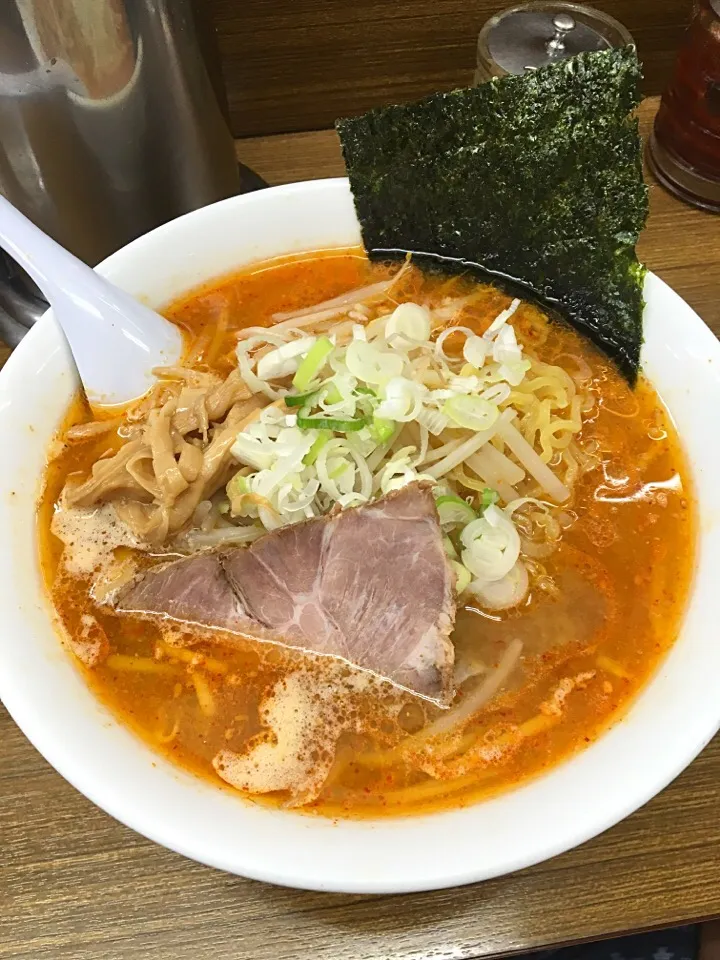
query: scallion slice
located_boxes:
[284,389,319,408]
[452,560,472,594]
[435,494,477,527]
[370,416,395,443]
[443,394,499,432]
[303,430,332,465]
[226,473,249,499]
[323,382,344,405]
[292,336,333,391]
[297,414,368,433]
[443,535,458,559]
[481,487,500,510]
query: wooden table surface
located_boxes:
[2,98,719,960]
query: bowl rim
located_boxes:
[1,177,720,894]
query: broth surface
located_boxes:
[38,249,695,817]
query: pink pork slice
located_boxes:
[116,483,456,703]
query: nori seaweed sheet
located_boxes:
[336,47,649,383]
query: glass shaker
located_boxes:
[475,1,633,83]
[647,0,720,212]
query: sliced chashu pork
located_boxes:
[116,483,456,703]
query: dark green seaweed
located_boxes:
[336,47,649,383]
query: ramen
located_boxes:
[38,249,695,817]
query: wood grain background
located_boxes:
[199,0,692,137]
[1,712,719,960]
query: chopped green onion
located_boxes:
[346,340,404,385]
[385,302,431,341]
[328,461,351,480]
[303,430,332,465]
[355,386,377,396]
[256,337,315,381]
[443,535,458,559]
[292,337,333,391]
[452,560,472,594]
[226,473,249,499]
[297,414,368,433]
[481,487,500,510]
[323,382,343,405]
[443,395,499,432]
[370,416,395,443]
[435,494,477,527]
[284,389,319,408]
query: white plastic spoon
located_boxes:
[0,194,183,406]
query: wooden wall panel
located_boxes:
[202,0,691,138]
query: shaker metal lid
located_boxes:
[479,1,634,77]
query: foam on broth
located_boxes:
[37,249,696,818]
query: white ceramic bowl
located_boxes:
[1,179,720,894]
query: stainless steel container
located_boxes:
[0,0,257,345]
[475,1,634,84]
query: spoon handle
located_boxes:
[0,193,134,316]
[0,194,182,405]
